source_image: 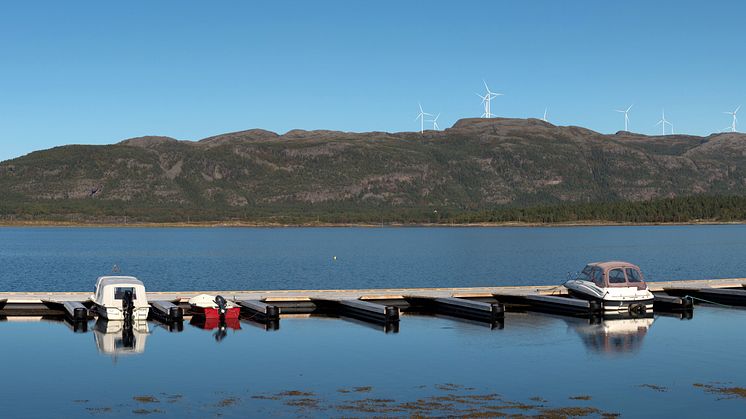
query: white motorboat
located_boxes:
[90,276,150,321]
[563,261,654,313]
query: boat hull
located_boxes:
[190,306,241,319]
[95,305,150,321]
[566,289,653,313]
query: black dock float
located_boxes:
[664,287,746,307]
[653,293,694,311]
[498,294,602,316]
[409,297,504,323]
[149,301,184,323]
[237,300,280,322]
[63,301,90,322]
[316,299,400,324]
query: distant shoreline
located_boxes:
[0,220,744,228]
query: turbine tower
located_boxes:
[724,105,740,132]
[415,103,432,134]
[655,109,672,135]
[542,107,548,122]
[615,104,633,131]
[476,80,502,118]
[427,113,441,130]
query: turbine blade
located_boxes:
[736,105,741,114]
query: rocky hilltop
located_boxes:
[1,118,745,222]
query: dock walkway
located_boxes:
[1,278,743,305]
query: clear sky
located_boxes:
[1,1,744,161]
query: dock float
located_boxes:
[236,300,280,322]
[63,301,90,322]
[497,294,602,316]
[314,299,400,324]
[664,287,746,307]
[408,297,504,323]
[149,301,184,323]
[652,293,694,311]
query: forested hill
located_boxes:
[1,118,746,223]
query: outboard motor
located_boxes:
[628,302,646,316]
[122,289,135,327]
[214,295,228,319]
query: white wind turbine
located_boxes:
[427,113,441,130]
[476,80,502,118]
[615,104,633,131]
[542,107,548,122]
[723,105,740,132]
[415,102,432,134]
[655,109,673,135]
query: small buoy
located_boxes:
[333,256,337,261]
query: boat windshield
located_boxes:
[578,265,594,280]
[114,287,137,300]
[626,268,643,283]
[608,269,627,284]
[591,268,605,287]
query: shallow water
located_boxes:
[1,308,745,418]
[1,225,746,291]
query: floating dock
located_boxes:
[1,278,744,328]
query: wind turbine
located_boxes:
[427,113,441,130]
[655,109,673,135]
[415,103,432,134]
[476,80,502,118]
[615,104,633,131]
[724,105,740,132]
[542,107,548,122]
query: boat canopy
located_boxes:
[578,261,647,289]
[93,276,149,308]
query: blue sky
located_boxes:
[0,1,744,161]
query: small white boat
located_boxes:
[91,276,150,321]
[564,261,654,313]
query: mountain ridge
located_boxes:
[1,118,745,222]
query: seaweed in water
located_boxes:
[132,395,159,404]
[693,383,746,399]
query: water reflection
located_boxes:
[93,319,149,356]
[564,315,655,354]
[189,316,241,342]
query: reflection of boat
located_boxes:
[93,318,149,355]
[190,316,241,342]
[564,261,654,313]
[565,315,654,354]
[91,276,150,321]
[188,294,240,319]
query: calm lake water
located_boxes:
[1,308,745,418]
[1,225,746,291]
[2,226,746,418]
